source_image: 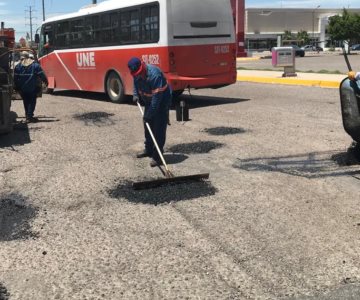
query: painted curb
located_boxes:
[236,75,342,88]
[236,57,261,61]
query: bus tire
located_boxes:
[106,72,125,103]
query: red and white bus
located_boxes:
[37,0,237,103]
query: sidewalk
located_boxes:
[237,69,346,88]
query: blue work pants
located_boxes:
[21,91,37,118]
[143,105,169,161]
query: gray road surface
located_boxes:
[239,52,360,74]
[1,83,360,299]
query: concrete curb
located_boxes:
[236,70,346,88]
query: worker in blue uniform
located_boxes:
[14,51,48,123]
[128,57,172,167]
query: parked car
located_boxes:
[301,45,323,52]
[289,45,305,57]
[351,44,360,51]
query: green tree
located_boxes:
[282,30,295,45]
[282,30,294,41]
[297,30,310,46]
[328,9,360,52]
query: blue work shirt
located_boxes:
[133,64,172,120]
[14,60,48,94]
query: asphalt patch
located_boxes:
[168,141,224,154]
[0,283,9,300]
[0,193,38,241]
[202,126,246,136]
[332,142,360,166]
[108,178,217,205]
[73,111,115,126]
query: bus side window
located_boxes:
[141,4,159,42]
[120,12,131,43]
[56,21,70,48]
[101,13,112,44]
[120,9,140,44]
[130,10,140,42]
[83,16,93,45]
[110,12,120,44]
[44,31,54,52]
[70,18,84,47]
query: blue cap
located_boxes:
[128,57,142,72]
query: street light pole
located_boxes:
[312,5,320,45]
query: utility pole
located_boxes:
[25,6,36,45]
[42,0,45,21]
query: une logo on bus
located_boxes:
[76,52,96,69]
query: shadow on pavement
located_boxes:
[233,150,360,179]
[290,283,360,300]
[52,90,134,104]
[175,94,250,109]
[0,116,59,149]
[162,153,188,165]
[51,90,111,102]
[0,121,31,148]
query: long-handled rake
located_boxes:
[132,101,209,190]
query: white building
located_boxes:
[245,8,360,50]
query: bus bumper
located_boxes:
[167,72,237,91]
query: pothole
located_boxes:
[73,111,115,126]
[168,141,224,154]
[0,282,9,300]
[108,178,217,205]
[0,194,38,241]
[201,126,246,136]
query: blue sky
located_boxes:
[0,0,359,41]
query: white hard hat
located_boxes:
[20,51,29,59]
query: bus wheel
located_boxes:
[106,72,125,103]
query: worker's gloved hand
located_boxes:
[133,95,139,103]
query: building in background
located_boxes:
[245,8,360,51]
